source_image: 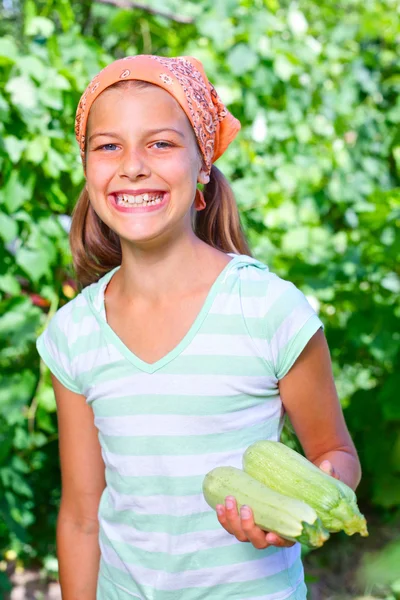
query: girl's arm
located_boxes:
[216,328,362,548]
[52,374,106,600]
[279,327,361,490]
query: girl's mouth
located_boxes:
[109,192,168,213]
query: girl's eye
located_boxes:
[99,143,118,151]
[152,141,173,149]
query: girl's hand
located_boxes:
[319,459,341,480]
[215,496,295,549]
[216,461,340,549]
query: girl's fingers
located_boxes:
[239,505,270,549]
[265,532,296,547]
[223,496,249,542]
[319,460,341,480]
[216,498,295,549]
[216,498,247,542]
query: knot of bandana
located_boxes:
[75,55,241,173]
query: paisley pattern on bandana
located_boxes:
[75,55,241,173]
[150,56,225,169]
[159,73,174,85]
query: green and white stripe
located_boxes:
[37,253,322,599]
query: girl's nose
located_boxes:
[119,151,151,180]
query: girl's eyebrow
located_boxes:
[88,127,185,143]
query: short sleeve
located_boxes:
[264,276,324,380]
[36,307,82,394]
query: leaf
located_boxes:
[0,37,18,64]
[50,73,71,91]
[274,55,296,81]
[381,272,400,294]
[25,16,55,39]
[38,86,63,110]
[287,8,308,36]
[0,93,10,121]
[43,147,69,177]
[5,76,38,110]
[15,247,51,282]
[0,274,21,296]
[2,171,35,213]
[0,212,18,244]
[16,55,48,82]
[227,44,258,75]
[57,0,75,31]
[0,371,36,423]
[37,385,56,412]
[0,297,41,347]
[24,136,50,164]
[281,227,309,254]
[3,136,26,164]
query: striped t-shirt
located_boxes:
[37,253,323,600]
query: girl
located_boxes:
[37,55,361,599]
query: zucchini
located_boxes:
[243,441,368,537]
[202,466,330,548]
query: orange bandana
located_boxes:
[75,55,241,173]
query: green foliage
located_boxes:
[357,538,400,595]
[0,0,399,586]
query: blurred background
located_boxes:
[0,0,399,598]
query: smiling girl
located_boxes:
[37,56,361,599]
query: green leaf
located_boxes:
[37,385,56,412]
[43,147,69,177]
[38,86,63,110]
[3,136,26,164]
[57,0,75,31]
[0,371,36,422]
[25,136,50,164]
[25,16,55,39]
[5,76,38,110]
[16,55,48,82]
[274,55,296,81]
[0,93,10,121]
[15,247,51,282]
[0,212,18,244]
[0,274,21,296]
[227,44,258,75]
[0,37,18,64]
[281,227,309,254]
[0,297,41,346]
[381,272,400,293]
[2,171,35,213]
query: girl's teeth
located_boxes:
[116,194,163,206]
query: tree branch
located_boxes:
[95,0,194,24]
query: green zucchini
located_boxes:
[243,441,368,537]
[202,466,330,548]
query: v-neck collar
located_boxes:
[84,253,242,374]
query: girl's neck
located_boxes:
[111,233,230,304]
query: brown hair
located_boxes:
[69,81,251,287]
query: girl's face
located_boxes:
[85,84,209,248]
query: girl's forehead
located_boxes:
[88,84,190,131]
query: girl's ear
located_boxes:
[198,169,210,185]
